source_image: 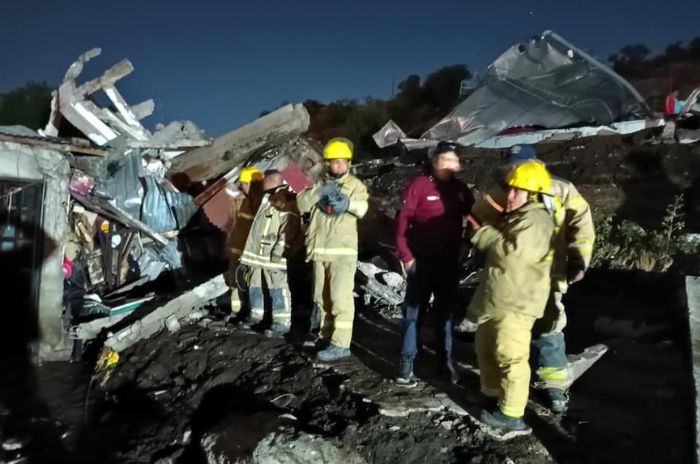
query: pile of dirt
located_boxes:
[87,322,549,463]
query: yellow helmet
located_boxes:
[239,166,263,184]
[323,138,354,160]
[506,160,552,195]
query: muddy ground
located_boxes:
[1,135,699,464]
[0,267,694,464]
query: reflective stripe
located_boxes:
[241,251,287,270]
[334,321,354,329]
[238,212,255,220]
[230,300,241,308]
[484,193,504,213]
[498,401,525,418]
[537,366,568,381]
[310,247,358,257]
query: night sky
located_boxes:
[3,0,699,136]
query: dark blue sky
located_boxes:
[3,0,699,136]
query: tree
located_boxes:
[688,37,700,59]
[0,82,53,130]
[422,65,471,115]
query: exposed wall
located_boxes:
[0,141,70,360]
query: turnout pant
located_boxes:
[475,312,536,418]
[248,267,291,327]
[313,260,357,348]
[229,260,250,318]
[400,255,459,366]
[532,289,569,389]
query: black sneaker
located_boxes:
[479,409,532,439]
[316,345,351,362]
[396,358,418,388]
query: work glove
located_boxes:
[327,192,350,215]
[317,182,339,214]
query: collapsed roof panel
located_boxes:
[425,31,651,145]
[375,31,654,149]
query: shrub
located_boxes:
[591,195,697,272]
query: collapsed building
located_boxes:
[1,48,325,361]
[1,31,699,464]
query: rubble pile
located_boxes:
[0,49,326,360]
[91,322,550,464]
[1,30,699,464]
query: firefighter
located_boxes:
[240,170,301,334]
[226,166,264,323]
[472,144,595,413]
[467,160,555,436]
[394,141,474,387]
[297,138,369,362]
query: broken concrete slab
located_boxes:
[168,103,311,183]
[685,275,700,463]
[563,343,608,390]
[104,274,228,352]
[357,261,405,307]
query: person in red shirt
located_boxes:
[395,141,474,387]
[665,89,685,118]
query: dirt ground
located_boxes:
[1,134,699,464]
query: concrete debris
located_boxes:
[0,49,319,361]
[563,344,609,390]
[168,103,311,183]
[356,261,405,307]
[104,274,227,352]
[252,431,367,464]
[43,48,210,151]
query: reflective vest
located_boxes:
[225,189,263,259]
[240,187,301,270]
[297,173,369,262]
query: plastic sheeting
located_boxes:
[422,31,651,146]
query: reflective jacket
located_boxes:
[225,189,263,260]
[297,173,369,263]
[467,201,554,322]
[240,187,301,270]
[471,175,595,291]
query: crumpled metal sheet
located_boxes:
[166,190,197,229]
[95,148,144,218]
[373,120,407,149]
[417,31,650,146]
[141,176,177,233]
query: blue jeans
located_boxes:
[400,256,459,370]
